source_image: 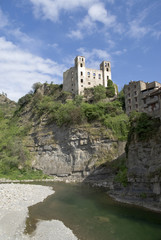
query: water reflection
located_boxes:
[25,182,161,240]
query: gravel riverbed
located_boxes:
[0,183,78,240]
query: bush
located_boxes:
[32,82,42,93]
[103,114,129,140]
[18,93,32,107]
[106,79,116,97]
[128,112,160,141]
[113,157,128,187]
[50,102,84,126]
[93,85,106,102]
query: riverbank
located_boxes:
[0,183,78,240]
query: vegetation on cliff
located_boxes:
[125,111,161,156]
[1,82,129,179]
[0,101,49,180]
[17,83,129,141]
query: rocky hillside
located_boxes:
[86,112,161,211]
[16,83,127,179]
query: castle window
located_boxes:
[88,82,91,85]
[81,71,83,76]
[80,63,83,67]
[135,97,137,102]
[105,63,107,67]
[143,99,146,104]
[79,57,81,61]
[129,106,131,110]
[136,104,138,108]
[107,76,109,80]
[134,91,137,95]
[128,93,130,97]
[81,79,83,83]
[93,73,96,79]
[82,58,84,61]
[98,74,101,79]
[128,99,131,104]
[81,85,83,87]
[108,63,110,67]
[106,68,109,71]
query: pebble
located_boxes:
[0,183,78,240]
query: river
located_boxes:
[25,182,161,240]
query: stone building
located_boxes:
[63,56,111,95]
[142,87,161,118]
[124,80,161,115]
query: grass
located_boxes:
[0,168,51,180]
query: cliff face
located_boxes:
[104,124,161,211]
[26,119,125,179]
[125,133,161,208]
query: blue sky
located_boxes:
[0,0,161,101]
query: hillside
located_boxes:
[86,112,161,211]
[0,83,128,180]
[1,83,161,211]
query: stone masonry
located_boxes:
[63,56,111,95]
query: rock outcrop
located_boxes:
[25,120,125,179]
[84,123,161,211]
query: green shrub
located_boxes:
[103,114,129,140]
[93,85,106,102]
[106,79,116,97]
[128,112,160,141]
[18,93,33,107]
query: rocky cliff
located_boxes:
[123,130,161,211]
[25,119,125,179]
[85,114,161,211]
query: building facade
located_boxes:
[63,56,111,95]
[124,80,161,116]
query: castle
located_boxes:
[63,56,111,95]
[124,80,161,118]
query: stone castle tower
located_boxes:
[63,56,111,95]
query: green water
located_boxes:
[26,182,161,240]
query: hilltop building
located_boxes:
[124,80,161,117]
[63,56,111,95]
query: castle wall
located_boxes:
[63,56,112,95]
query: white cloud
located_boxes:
[77,47,112,69]
[67,3,117,40]
[128,20,150,39]
[29,0,98,22]
[113,49,127,56]
[88,3,116,26]
[67,30,83,39]
[106,39,115,49]
[152,30,161,39]
[0,37,65,101]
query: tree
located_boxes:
[118,89,125,110]
[106,79,116,97]
[93,85,106,102]
[32,82,42,93]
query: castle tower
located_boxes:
[75,56,86,95]
[63,56,112,95]
[100,61,111,87]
